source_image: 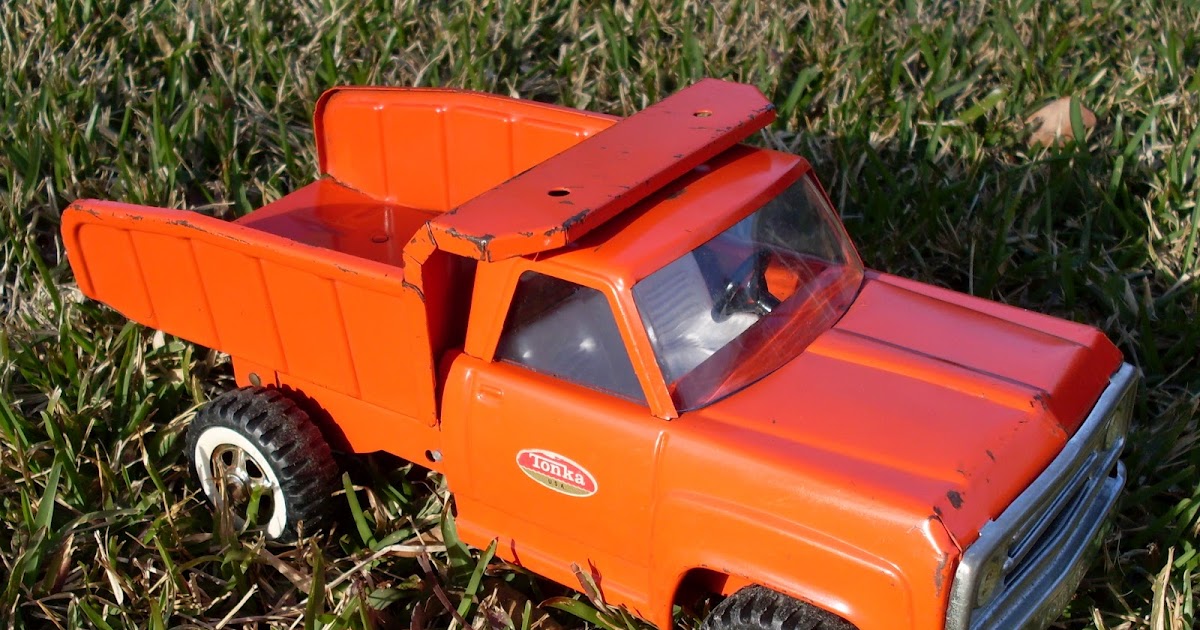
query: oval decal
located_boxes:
[515,449,598,497]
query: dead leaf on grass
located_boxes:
[1027,97,1097,147]
[256,547,311,593]
[477,577,564,630]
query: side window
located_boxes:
[495,272,645,403]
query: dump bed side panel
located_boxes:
[62,201,440,442]
[315,87,617,211]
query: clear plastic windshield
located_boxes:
[632,174,864,411]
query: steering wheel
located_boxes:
[713,249,781,321]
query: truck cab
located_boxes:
[61,80,1136,630]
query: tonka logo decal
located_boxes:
[516,449,597,497]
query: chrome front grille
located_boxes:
[1003,447,1110,588]
[945,363,1137,630]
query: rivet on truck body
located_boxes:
[249,372,262,387]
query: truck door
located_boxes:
[453,270,661,597]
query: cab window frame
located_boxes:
[491,269,648,405]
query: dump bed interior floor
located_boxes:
[235,179,438,269]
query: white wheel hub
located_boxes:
[194,426,288,538]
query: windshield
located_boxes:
[631,174,863,411]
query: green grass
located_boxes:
[1,0,1198,627]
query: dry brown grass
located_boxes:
[1,0,1197,628]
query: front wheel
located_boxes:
[701,586,856,630]
[186,387,339,541]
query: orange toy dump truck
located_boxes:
[62,80,1136,630]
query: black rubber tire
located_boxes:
[186,386,339,542]
[701,586,856,630]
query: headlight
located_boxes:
[1104,380,1136,450]
[974,546,1009,607]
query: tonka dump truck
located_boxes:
[62,80,1137,630]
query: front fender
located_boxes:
[648,490,950,629]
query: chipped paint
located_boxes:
[401,279,425,302]
[933,549,949,594]
[946,491,964,509]
[165,217,251,245]
[927,512,957,598]
[442,226,494,260]
[73,204,104,218]
[561,209,590,230]
[543,209,592,238]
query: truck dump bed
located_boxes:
[231,179,435,270]
[63,89,618,453]
[61,80,774,455]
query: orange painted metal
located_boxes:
[61,80,1125,630]
[314,86,616,211]
[426,79,775,261]
[60,196,443,466]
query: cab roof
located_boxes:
[422,79,776,262]
[538,146,808,287]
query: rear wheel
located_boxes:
[701,585,856,630]
[186,387,339,541]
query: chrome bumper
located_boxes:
[944,363,1137,630]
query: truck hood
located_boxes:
[697,273,1122,545]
